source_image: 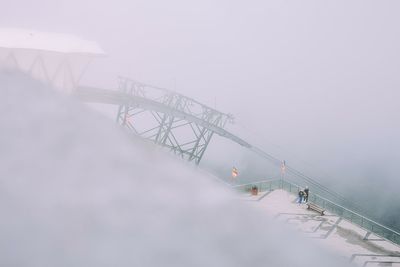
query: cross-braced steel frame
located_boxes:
[115,77,233,164]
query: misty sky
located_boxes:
[1,72,351,267]
[2,0,400,223]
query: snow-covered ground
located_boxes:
[0,71,353,266]
[240,189,400,266]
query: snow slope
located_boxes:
[0,71,349,267]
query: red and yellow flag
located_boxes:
[231,167,238,178]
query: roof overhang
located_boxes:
[0,28,105,56]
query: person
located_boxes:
[304,186,309,202]
[298,190,304,204]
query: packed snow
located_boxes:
[242,189,400,266]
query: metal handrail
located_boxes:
[232,178,281,189]
[234,179,400,245]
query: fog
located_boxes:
[0,72,353,266]
[1,0,399,238]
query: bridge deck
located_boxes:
[239,189,400,266]
[73,86,251,148]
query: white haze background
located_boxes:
[0,72,351,266]
[1,0,400,247]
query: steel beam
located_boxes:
[108,77,236,164]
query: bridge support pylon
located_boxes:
[115,77,232,164]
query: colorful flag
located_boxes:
[231,167,238,178]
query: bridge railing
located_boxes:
[117,76,233,129]
[233,179,400,246]
[232,179,282,192]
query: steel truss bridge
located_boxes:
[74,76,400,244]
[75,77,251,164]
[74,77,367,212]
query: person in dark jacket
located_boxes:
[298,190,304,204]
[304,186,309,202]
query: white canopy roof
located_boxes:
[0,28,105,56]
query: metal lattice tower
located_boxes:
[115,77,233,164]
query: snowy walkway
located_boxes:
[239,189,400,266]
